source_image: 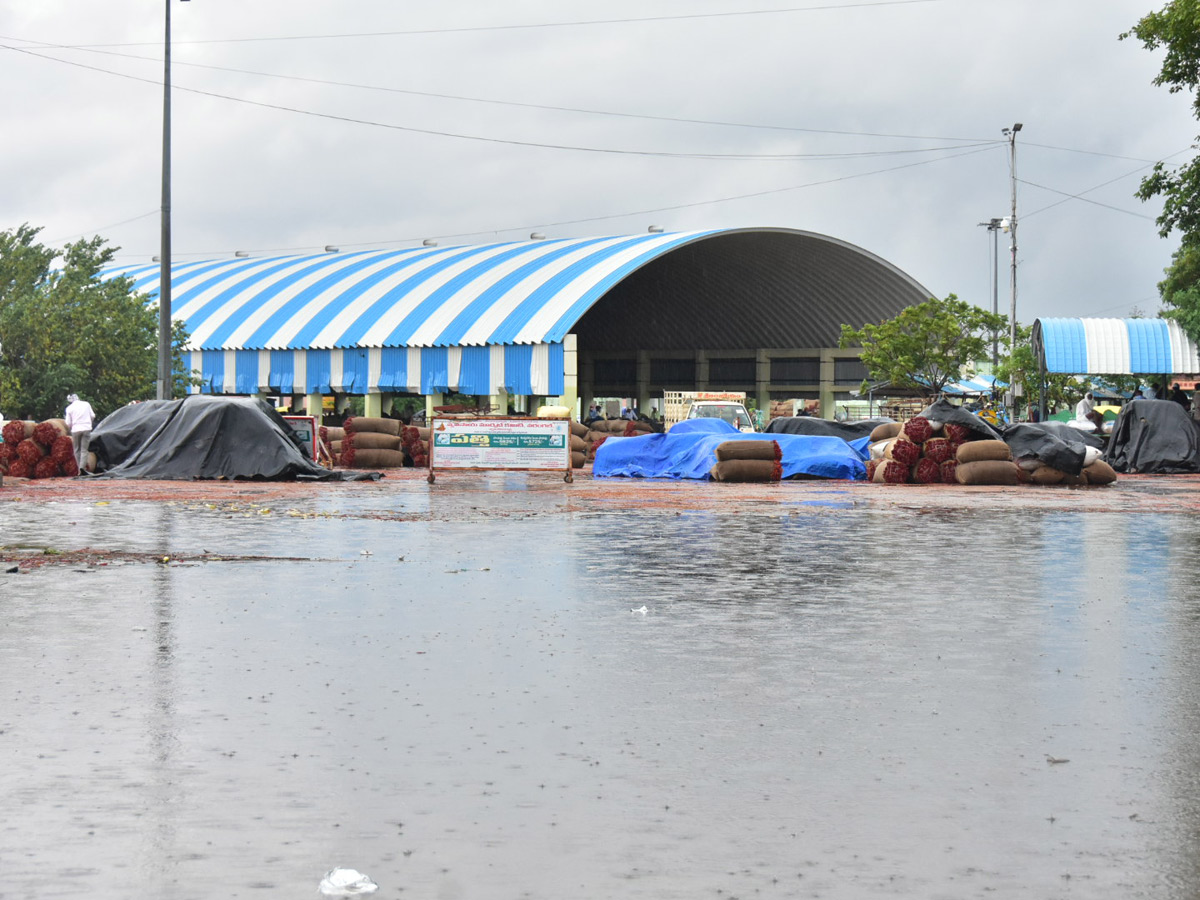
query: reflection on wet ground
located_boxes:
[2,476,1200,898]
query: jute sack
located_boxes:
[1083,460,1117,484]
[715,440,779,462]
[1030,466,1065,485]
[884,438,920,466]
[873,459,909,483]
[956,439,1012,463]
[570,434,587,453]
[320,426,345,443]
[709,459,780,482]
[570,420,589,438]
[343,416,401,436]
[345,448,406,468]
[346,431,402,451]
[955,459,1019,485]
[869,422,903,442]
[571,450,586,469]
[586,430,608,444]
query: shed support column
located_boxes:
[755,349,770,416]
[489,389,508,415]
[560,334,579,420]
[426,392,443,420]
[580,354,594,414]
[364,391,383,418]
[696,350,709,390]
[819,349,836,421]
[636,349,651,413]
[305,392,324,423]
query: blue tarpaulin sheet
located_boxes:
[594,423,869,480]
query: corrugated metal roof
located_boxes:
[103,228,931,354]
[1034,317,1200,374]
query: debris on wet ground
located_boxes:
[318,868,378,896]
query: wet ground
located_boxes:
[2,471,1200,899]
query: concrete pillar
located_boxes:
[305,392,324,423]
[696,350,709,390]
[819,349,836,421]
[426,392,443,420]
[755,349,770,415]
[636,349,651,413]
[489,389,509,415]
[364,391,383,418]
[560,334,579,420]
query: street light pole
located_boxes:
[1003,123,1022,405]
[978,217,1003,369]
[158,0,189,400]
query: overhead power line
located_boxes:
[1,42,1000,161]
[62,1,949,48]
[1,34,992,145]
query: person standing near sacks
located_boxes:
[64,392,96,470]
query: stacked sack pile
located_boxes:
[709,440,782,482]
[0,419,79,479]
[400,424,430,468]
[581,418,655,467]
[1015,446,1117,485]
[868,416,1022,485]
[569,421,590,469]
[319,425,345,465]
[340,416,405,469]
[867,416,972,484]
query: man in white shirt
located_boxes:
[64,393,96,470]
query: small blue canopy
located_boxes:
[1034,317,1200,375]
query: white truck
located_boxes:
[663,391,757,432]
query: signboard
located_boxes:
[428,416,572,483]
[283,415,318,460]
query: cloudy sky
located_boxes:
[2,0,1195,326]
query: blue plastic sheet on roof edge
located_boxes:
[592,430,868,480]
[1035,317,1200,374]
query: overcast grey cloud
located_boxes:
[1,0,1193,325]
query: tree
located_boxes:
[0,224,192,422]
[1124,2,1200,339]
[839,294,1008,396]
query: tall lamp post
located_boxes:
[158,0,189,400]
[1002,122,1022,412]
[978,217,1004,369]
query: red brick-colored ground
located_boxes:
[2,467,1198,514]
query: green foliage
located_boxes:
[1124,2,1200,239]
[0,224,194,421]
[1153,238,1200,341]
[839,294,1008,396]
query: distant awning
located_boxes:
[1033,317,1200,375]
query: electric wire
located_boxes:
[62,0,949,48]
[0,41,1000,161]
[0,34,992,145]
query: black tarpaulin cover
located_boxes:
[1000,423,1087,476]
[1023,420,1106,450]
[763,417,892,440]
[916,398,1003,440]
[1104,399,1200,474]
[90,395,378,481]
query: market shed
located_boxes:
[1033,317,1200,375]
[103,227,931,418]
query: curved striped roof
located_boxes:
[1033,317,1200,374]
[103,228,930,353]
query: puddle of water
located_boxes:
[1,496,1199,898]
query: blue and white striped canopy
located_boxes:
[104,230,726,352]
[1034,317,1200,375]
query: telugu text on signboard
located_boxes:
[428,417,571,478]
